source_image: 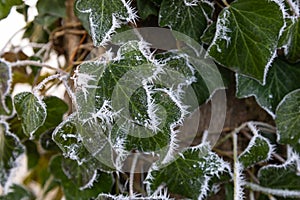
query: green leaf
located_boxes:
[0,95,13,116]
[236,58,300,117]
[201,22,216,45]
[0,61,12,114]
[238,135,273,168]
[0,184,35,200]
[14,92,47,138]
[279,18,300,63]
[36,0,66,18]
[137,0,158,20]
[35,96,68,136]
[49,155,113,200]
[275,89,300,145]
[258,156,300,191]
[0,0,23,20]
[146,144,230,199]
[75,0,137,46]
[208,0,284,84]
[24,140,40,169]
[0,122,24,186]
[159,0,213,43]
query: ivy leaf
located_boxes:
[49,155,114,200]
[201,22,216,45]
[0,184,35,200]
[236,58,300,118]
[258,155,300,191]
[275,89,300,146]
[0,61,12,113]
[159,0,213,43]
[146,144,230,199]
[35,96,68,136]
[0,122,25,186]
[208,0,284,84]
[75,0,137,46]
[279,18,300,63]
[238,135,273,168]
[14,92,47,138]
[0,0,23,20]
[0,95,13,116]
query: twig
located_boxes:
[10,60,68,75]
[245,182,300,198]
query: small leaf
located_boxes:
[14,92,47,138]
[146,144,230,199]
[0,0,23,20]
[75,0,137,46]
[49,155,113,200]
[0,184,35,200]
[258,155,300,191]
[236,58,300,118]
[275,89,300,145]
[0,61,12,113]
[159,0,213,43]
[208,0,284,84]
[239,135,273,168]
[279,18,300,63]
[0,95,13,116]
[0,122,25,186]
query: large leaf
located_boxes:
[159,0,213,43]
[208,0,284,84]
[236,58,300,118]
[279,18,300,63]
[0,184,35,200]
[238,135,273,168]
[146,144,230,199]
[14,92,47,138]
[275,89,300,145]
[258,155,300,191]
[75,0,137,46]
[0,0,23,20]
[0,122,24,186]
[49,155,114,200]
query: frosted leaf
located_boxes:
[208,0,285,84]
[13,92,47,139]
[75,0,138,46]
[0,121,25,186]
[0,60,12,113]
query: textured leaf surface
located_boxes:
[279,18,300,63]
[159,0,212,43]
[208,0,284,83]
[0,122,24,186]
[0,0,23,19]
[35,96,68,136]
[238,135,273,168]
[258,156,300,190]
[0,184,35,200]
[14,92,46,138]
[146,144,230,199]
[75,0,137,46]
[0,61,11,99]
[275,89,300,145]
[236,58,300,117]
[50,155,113,200]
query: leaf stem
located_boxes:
[129,153,139,197]
[222,0,230,7]
[245,182,300,198]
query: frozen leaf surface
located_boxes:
[14,92,46,138]
[75,0,137,46]
[159,0,213,43]
[236,58,300,118]
[239,135,273,168]
[146,144,230,199]
[275,89,300,146]
[0,122,24,186]
[208,0,284,84]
